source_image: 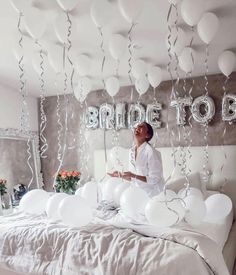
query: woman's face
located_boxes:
[134,123,149,143]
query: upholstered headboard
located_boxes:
[94,145,236,211]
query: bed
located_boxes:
[0,145,236,275]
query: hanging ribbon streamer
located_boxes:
[98,27,106,93]
[17,12,34,189]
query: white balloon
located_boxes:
[145,190,185,227]
[118,0,143,23]
[113,180,130,206]
[105,76,120,97]
[46,193,68,221]
[76,55,91,76]
[204,194,232,223]
[218,51,236,77]
[135,76,149,95]
[75,186,84,196]
[178,187,203,200]
[56,0,78,12]
[178,47,196,73]
[74,77,92,102]
[109,34,128,60]
[120,186,149,219]
[90,0,113,27]
[81,181,98,208]
[184,195,206,226]
[59,196,93,227]
[19,189,50,215]
[48,44,64,74]
[24,7,47,39]
[148,66,162,88]
[197,12,219,44]
[102,177,122,202]
[166,26,187,56]
[181,0,205,26]
[132,59,147,79]
[10,0,27,13]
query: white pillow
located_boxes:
[166,172,207,197]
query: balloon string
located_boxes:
[56,93,63,163]
[173,4,180,98]
[98,27,106,93]
[167,4,174,93]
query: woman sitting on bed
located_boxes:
[108,122,164,197]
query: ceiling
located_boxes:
[0,0,236,97]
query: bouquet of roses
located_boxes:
[54,171,81,194]
[0,179,7,197]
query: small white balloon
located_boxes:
[178,187,203,200]
[148,66,162,88]
[24,7,47,39]
[109,34,128,60]
[76,55,91,76]
[120,186,149,219]
[118,0,143,23]
[81,181,98,208]
[204,194,232,223]
[197,12,219,44]
[132,59,147,79]
[135,76,149,95]
[75,186,84,196]
[10,0,27,13]
[218,51,236,77]
[102,177,122,202]
[105,76,120,97]
[181,0,205,26]
[113,180,130,206]
[19,189,50,215]
[178,47,195,73]
[184,195,206,226]
[46,193,68,221]
[90,0,113,27]
[56,0,78,12]
[59,196,93,227]
[74,76,92,102]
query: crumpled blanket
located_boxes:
[0,211,230,275]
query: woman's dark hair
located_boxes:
[144,122,154,142]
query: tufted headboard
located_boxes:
[94,145,236,212]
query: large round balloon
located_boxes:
[108,34,128,60]
[76,54,91,76]
[19,189,50,214]
[120,186,149,219]
[178,47,196,73]
[132,59,147,79]
[178,187,203,200]
[56,0,78,12]
[113,180,130,206]
[102,177,123,202]
[135,76,149,95]
[148,66,162,88]
[59,196,93,227]
[105,76,120,97]
[90,0,113,28]
[24,7,47,39]
[218,51,236,77]
[197,12,219,44]
[181,0,205,26]
[46,193,68,221]
[118,0,143,23]
[166,26,187,56]
[145,190,185,227]
[81,181,98,208]
[204,194,232,223]
[184,195,206,226]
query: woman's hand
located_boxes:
[107,171,122,177]
[122,171,135,181]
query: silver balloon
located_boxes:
[191,96,215,124]
[115,103,126,130]
[146,103,162,128]
[99,103,115,129]
[222,94,236,123]
[170,97,192,126]
[85,106,99,129]
[128,104,146,128]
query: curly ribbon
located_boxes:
[17,12,34,189]
[97,27,106,94]
[56,92,63,163]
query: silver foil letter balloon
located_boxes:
[115,103,126,130]
[99,103,115,129]
[170,97,192,126]
[191,96,215,124]
[146,103,162,128]
[85,106,99,129]
[128,104,146,128]
[222,94,236,123]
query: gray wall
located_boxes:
[41,73,236,190]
